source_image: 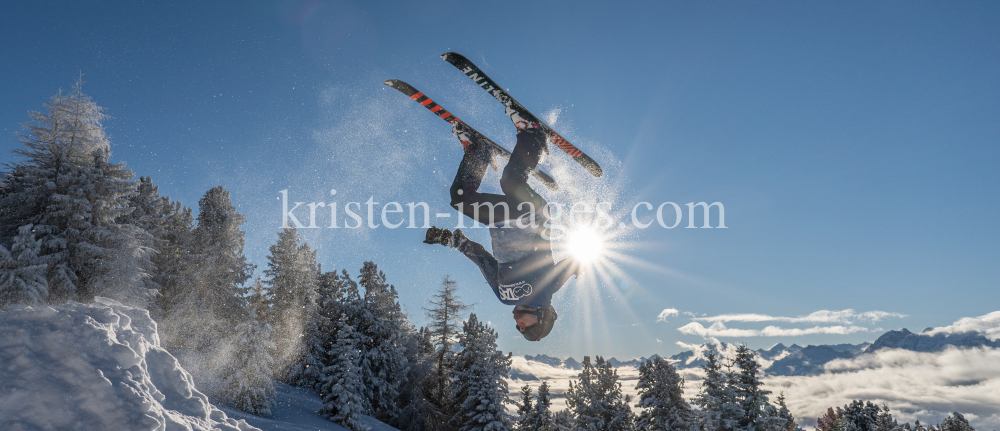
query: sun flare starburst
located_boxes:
[566,227,606,264]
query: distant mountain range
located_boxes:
[520,328,1000,378]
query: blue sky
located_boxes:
[2,1,998,359]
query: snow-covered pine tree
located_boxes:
[311,268,345,384]
[552,410,577,431]
[635,356,694,431]
[191,185,253,322]
[423,274,471,414]
[533,381,557,431]
[774,393,797,431]
[284,241,323,387]
[83,148,157,305]
[121,176,197,319]
[939,413,974,431]
[353,261,409,422]
[1,81,155,306]
[219,283,277,416]
[696,350,728,431]
[450,313,512,431]
[264,227,321,386]
[566,356,635,431]
[160,185,252,353]
[393,325,440,431]
[514,385,535,431]
[318,313,369,431]
[732,345,774,431]
[1,80,111,242]
[833,400,900,431]
[0,224,49,308]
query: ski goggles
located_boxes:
[513,305,557,341]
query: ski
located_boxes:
[441,52,603,178]
[383,79,559,191]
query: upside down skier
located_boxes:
[423,102,581,342]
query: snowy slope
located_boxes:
[218,382,399,431]
[0,298,257,431]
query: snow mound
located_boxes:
[0,297,258,431]
[219,382,399,431]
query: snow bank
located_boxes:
[219,382,399,431]
[0,297,258,431]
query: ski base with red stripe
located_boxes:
[383,79,559,192]
[441,52,603,178]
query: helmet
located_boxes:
[513,304,558,341]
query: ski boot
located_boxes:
[452,121,475,149]
[505,101,548,159]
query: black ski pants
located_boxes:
[449,129,549,226]
[449,130,550,286]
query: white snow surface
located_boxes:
[218,382,399,431]
[0,298,257,431]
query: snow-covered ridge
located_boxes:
[0,298,257,431]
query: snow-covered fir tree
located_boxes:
[514,385,535,431]
[553,410,577,431]
[0,80,155,307]
[565,356,635,431]
[533,381,557,431]
[635,356,694,431]
[939,413,975,431]
[310,268,346,387]
[121,176,196,319]
[422,275,471,417]
[732,344,786,431]
[283,243,323,387]
[191,185,253,322]
[160,185,252,353]
[450,313,512,431]
[355,261,409,422]
[0,224,48,308]
[696,349,742,431]
[263,227,321,386]
[318,313,369,431]
[393,325,439,431]
[773,393,797,431]
[219,283,276,416]
[833,400,900,431]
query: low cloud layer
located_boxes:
[770,346,1000,430]
[509,346,1000,431]
[926,311,1000,340]
[677,321,872,338]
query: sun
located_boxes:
[565,226,606,264]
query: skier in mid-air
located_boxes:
[423,102,581,342]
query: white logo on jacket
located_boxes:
[498,281,533,301]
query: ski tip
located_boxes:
[441,52,467,64]
[383,79,417,95]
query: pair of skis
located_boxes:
[384,52,603,192]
